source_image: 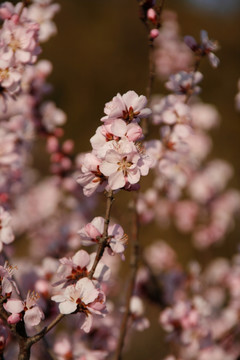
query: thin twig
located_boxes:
[113,193,139,360]
[184,58,201,104]
[114,3,167,359]
[18,0,31,20]
[88,190,114,279]
[139,0,166,136]
[29,314,65,346]
[28,190,114,352]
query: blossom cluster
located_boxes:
[130,240,240,360]
[137,15,240,249]
[77,90,152,195]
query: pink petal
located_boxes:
[111,119,127,137]
[16,49,31,63]
[108,223,124,238]
[76,278,98,305]
[99,161,119,177]
[126,123,143,141]
[4,299,23,314]
[7,313,21,324]
[24,306,44,327]
[72,250,90,268]
[59,300,77,314]
[79,312,93,333]
[91,217,105,234]
[127,168,140,184]
[108,171,125,190]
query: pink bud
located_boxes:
[12,14,19,24]
[51,152,62,163]
[62,177,76,192]
[35,280,49,297]
[150,29,159,40]
[62,139,74,154]
[85,223,101,239]
[47,136,59,153]
[7,313,21,324]
[0,8,12,20]
[60,157,72,170]
[147,8,157,23]
[54,128,64,138]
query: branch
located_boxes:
[29,314,65,346]
[113,193,139,360]
[27,190,114,352]
[139,0,166,136]
[18,0,31,19]
[88,190,114,279]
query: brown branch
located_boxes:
[113,193,140,360]
[139,0,166,136]
[25,190,114,356]
[142,37,155,136]
[0,296,31,360]
[18,0,31,20]
[113,3,168,358]
[88,190,114,279]
[184,58,201,104]
[29,314,65,346]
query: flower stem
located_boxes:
[113,193,139,360]
[88,190,114,279]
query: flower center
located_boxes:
[10,37,21,52]
[122,106,140,123]
[0,68,9,82]
[117,156,133,175]
[67,266,88,281]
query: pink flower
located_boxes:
[53,249,110,288]
[1,20,41,65]
[130,296,150,331]
[200,29,220,67]
[27,1,60,42]
[0,262,19,296]
[184,30,219,68]
[52,278,106,333]
[160,300,199,333]
[99,140,150,190]
[107,223,127,258]
[101,90,151,123]
[0,2,25,21]
[76,153,107,197]
[78,217,127,258]
[40,101,66,131]
[79,217,104,244]
[90,120,143,155]
[190,102,220,130]
[144,241,177,272]
[4,291,44,327]
[0,206,14,252]
[152,95,190,126]
[0,56,22,94]
[0,129,19,167]
[165,71,203,95]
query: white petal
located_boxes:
[108,171,125,190]
[59,300,77,314]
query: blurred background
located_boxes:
[38,1,240,359]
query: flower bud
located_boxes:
[150,29,159,40]
[147,8,157,23]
